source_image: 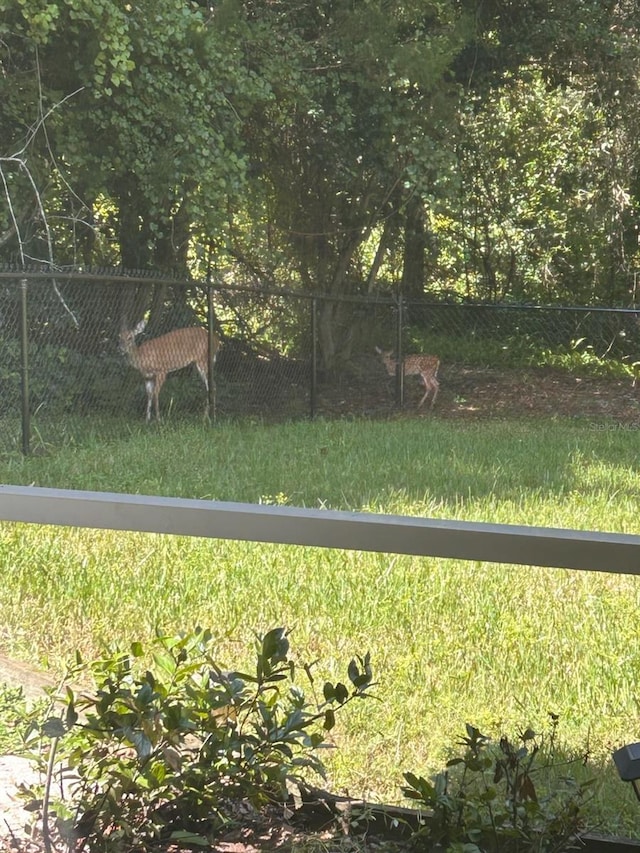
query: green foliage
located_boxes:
[409,331,635,378]
[0,337,126,417]
[192,0,472,366]
[403,721,593,852]
[537,338,637,380]
[24,627,373,849]
[407,304,640,377]
[428,57,640,303]
[0,0,258,270]
[0,683,39,754]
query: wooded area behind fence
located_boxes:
[2,267,640,454]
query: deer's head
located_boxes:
[119,319,147,354]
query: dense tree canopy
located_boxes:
[1,0,639,358]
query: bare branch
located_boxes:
[0,46,85,326]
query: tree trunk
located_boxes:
[155,193,191,277]
[401,197,426,299]
[117,179,152,271]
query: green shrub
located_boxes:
[24,627,373,851]
[402,721,593,853]
[0,338,127,417]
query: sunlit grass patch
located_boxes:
[0,417,639,834]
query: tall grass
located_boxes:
[1,417,640,834]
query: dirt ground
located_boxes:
[441,366,640,422]
[321,364,640,423]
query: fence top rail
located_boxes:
[0,269,397,306]
[0,268,199,288]
[1,268,638,313]
[0,485,638,575]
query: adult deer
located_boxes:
[375,347,440,410]
[119,320,220,422]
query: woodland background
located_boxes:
[0,0,639,376]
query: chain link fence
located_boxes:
[1,267,639,453]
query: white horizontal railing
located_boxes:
[0,484,638,575]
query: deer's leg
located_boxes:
[144,379,154,422]
[195,362,209,391]
[417,375,430,409]
[153,373,166,421]
[418,375,439,410]
[196,361,214,421]
[429,377,439,409]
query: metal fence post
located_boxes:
[395,296,404,408]
[310,297,317,419]
[19,278,30,455]
[207,283,216,423]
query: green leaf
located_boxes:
[261,627,290,662]
[334,682,349,704]
[129,729,153,759]
[348,657,359,685]
[323,709,335,731]
[65,701,78,728]
[322,682,335,701]
[41,717,66,738]
[152,649,176,677]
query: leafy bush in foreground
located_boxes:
[402,721,593,853]
[25,627,373,851]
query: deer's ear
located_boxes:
[134,319,147,336]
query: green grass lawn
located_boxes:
[1,416,640,835]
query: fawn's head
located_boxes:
[375,346,395,374]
